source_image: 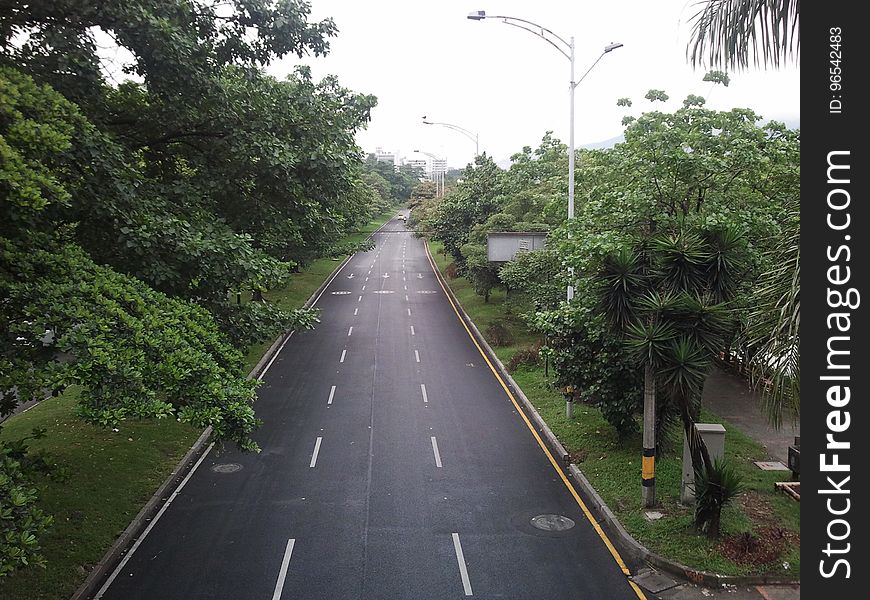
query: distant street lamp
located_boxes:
[467,10,622,301]
[421,116,480,157]
[413,149,446,198]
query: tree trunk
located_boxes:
[642,364,656,507]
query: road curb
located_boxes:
[423,240,569,465]
[70,217,392,600]
[423,239,800,592]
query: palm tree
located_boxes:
[688,0,800,429]
[599,226,747,535]
[688,0,800,70]
[743,206,800,428]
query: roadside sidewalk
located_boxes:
[700,365,800,464]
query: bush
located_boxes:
[445,262,459,280]
[507,344,541,372]
[0,431,54,577]
[694,456,743,538]
[529,298,642,437]
[485,320,514,347]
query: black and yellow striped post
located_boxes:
[642,365,656,507]
[642,446,655,494]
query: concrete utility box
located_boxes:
[486,232,548,263]
[680,423,726,505]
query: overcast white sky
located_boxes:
[268,0,800,169]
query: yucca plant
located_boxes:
[598,224,749,510]
[693,456,743,537]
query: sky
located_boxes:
[267,0,800,169]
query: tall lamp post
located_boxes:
[413,149,445,198]
[467,10,622,302]
[467,11,646,504]
[421,116,480,157]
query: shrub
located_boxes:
[694,456,743,538]
[0,430,54,577]
[485,320,514,347]
[507,344,541,372]
[445,262,459,280]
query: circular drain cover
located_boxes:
[530,514,576,532]
[211,463,242,473]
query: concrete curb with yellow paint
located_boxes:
[423,240,649,600]
[423,239,801,593]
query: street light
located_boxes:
[421,116,480,157]
[467,10,622,301]
[413,149,446,198]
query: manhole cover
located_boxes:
[211,463,242,473]
[530,514,575,531]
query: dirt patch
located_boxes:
[718,492,799,566]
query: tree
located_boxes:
[1,1,382,574]
[597,226,748,532]
[688,0,800,70]
[686,1,801,426]
[428,154,504,266]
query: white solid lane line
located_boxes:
[309,437,323,468]
[452,533,473,596]
[415,350,420,363]
[328,385,336,405]
[340,350,347,363]
[271,538,296,600]
[94,442,216,599]
[431,436,443,468]
[421,383,428,403]
[348,326,353,337]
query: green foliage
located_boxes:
[0,430,53,577]
[694,457,743,537]
[703,70,731,86]
[460,243,501,302]
[689,0,799,70]
[1,239,262,450]
[530,299,642,437]
[498,248,563,313]
[644,89,670,103]
[1,2,385,575]
[427,154,505,265]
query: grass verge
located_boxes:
[0,210,398,600]
[428,239,800,578]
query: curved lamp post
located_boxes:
[467,10,622,302]
[467,11,643,505]
[421,116,480,157]
[413,149,446,198]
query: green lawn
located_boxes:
[428,239,800,578]
[0,209,398,600]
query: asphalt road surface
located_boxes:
[96,213,643,600]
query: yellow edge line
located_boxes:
[424,240,647,600]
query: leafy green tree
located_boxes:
[1,1,384,573]
[498,248,563,313]
[428,154,505,266]
[686,2,801,426]
[530,297,642,437]
[0,430,53,577]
